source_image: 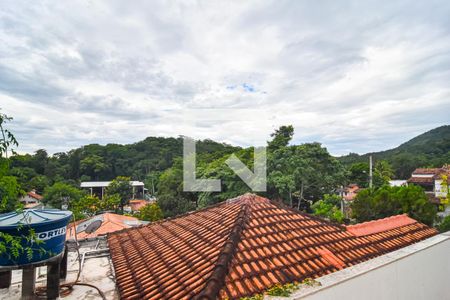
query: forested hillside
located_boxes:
[8,137,239,194]
[339,125,450,178]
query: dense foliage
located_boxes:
[311,194,344,223]
[71,194,121,220]
[347,160,394,188]
[7,137,239,196]
[351,185,437,225]
[438,215,450,233]
[0,110,46,263]
[155,127,347,214]
[136,202,163,222]
[43,182,83,209]
[0,111,21,213]
[106,176,133,212]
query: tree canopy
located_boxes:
[106,176,133,213]
[136,202,163,222]
[43,182,83,209]
[0,111,21,213]
[351,185,436,225]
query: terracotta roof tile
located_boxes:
[412,168,442,175]
[108,194,438,300]
[27,191,43,200]
[346,214,417,236]
[67,213,140,239]
[407,177,435,184]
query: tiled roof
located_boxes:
[27,191,43,200]
[407,176,435,184]
[67,213,141,240]
[412,168,441,175]
[346,214,417,236]
[410,166,450,181]
[108,194,437,300]
[129,199,151,211]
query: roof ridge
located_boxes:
[195,202,250,300]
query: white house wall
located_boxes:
[282,233,450,300]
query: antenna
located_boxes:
[369,155,373,189]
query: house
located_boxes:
[80,181,146,200]
[340,184,360,201]
[19,189,43,209]
[66,212,146,240]
[408,165,450,203]
[107,193,437,300]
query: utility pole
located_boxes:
[369,155,373,189]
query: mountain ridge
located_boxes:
[338,125,450,178]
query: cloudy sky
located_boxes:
[1,0,449,155]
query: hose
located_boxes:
[34,215,107,299]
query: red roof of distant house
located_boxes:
[128,199,150,211]
[412,168,442,175]
[346,214,417,236]
[107,194,437,300]
[67,213,141,240]
[407,177,435,184]
[409,166,450,182]
[27,191,43,201]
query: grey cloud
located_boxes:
[1,0,450,155]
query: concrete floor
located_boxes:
[0,239,118,300]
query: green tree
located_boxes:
[106,176,132,213]
[31,149,48,174]
[80,154,109,180]
[197,148,255,206]
[72,193,122,219]
[268,142,346,209]
[374,160,394,186]
[0,110,18,158]
[267,125,294,151]
[0,111,21,212]
[352,185,436,225]
[136,202,163,221]
[311,194,344,223]
[144,171,161,196]
[348,162,369,187]
[0,175,22,213]
[29,175,50,194]
[0,109,46,263]
[101,194,121,212]
[71,195,100,219]
[8,167,37,191]
[438,215,450,233]
[43,182,83,208]
[157,159,197,217]
[348,160,394,188]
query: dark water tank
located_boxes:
[0,209,72,266]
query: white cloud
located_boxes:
[0,0,449,155]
